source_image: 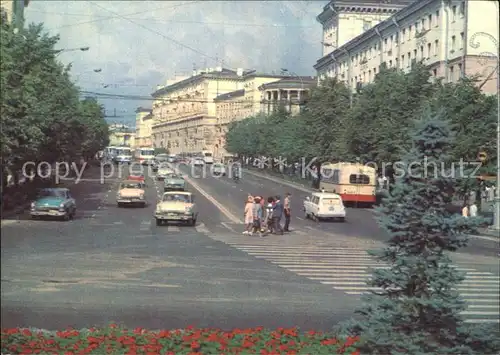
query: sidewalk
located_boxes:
[470,227,499,242]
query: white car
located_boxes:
[156,166,175,180]
[303,192,346,222]
[154,191,198,226]
[211,163,226,176]
[192,158,205,167]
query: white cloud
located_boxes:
[25,1,321,125]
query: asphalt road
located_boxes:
[1,163,498,330]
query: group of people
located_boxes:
[243,193,291,236]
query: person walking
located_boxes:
[283,192,291,232]
[272,195,284,235]
[265,196,274,234]
[243,196,254,235]
[252,196,263,236]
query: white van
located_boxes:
[303,192,346,222]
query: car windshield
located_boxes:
[163,194,190,203]
[38,189,66,198]
[121,183,141,189]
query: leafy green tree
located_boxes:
[345,64,437,164]
[77,98,110,160]
[339,110,499,354]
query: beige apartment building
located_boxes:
[1,0,30,27]
[151,68,292,156]
[314,0,499,95]
[134,107,153,148]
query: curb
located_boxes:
[244,169,316,194]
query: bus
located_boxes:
[113,147,133,164]
[319,162,377,207]
[201,150,214,164]
[135,147,155,164]
[104,146,120,161]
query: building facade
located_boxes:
[134,107,153,148]
[0,0,30,27]
[259,76,317,116]
[317,0,414,57]
[151,68,293,156]
[314,0,499,95]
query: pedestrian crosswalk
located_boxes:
[203,234,499,324]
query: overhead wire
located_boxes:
[48,1,202,30]
[86,1,222,66]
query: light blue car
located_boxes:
[30,188,76,220]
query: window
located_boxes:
[349,174,370,185]
[414,49,418,59]
[427,43,431,57]
[434,39,439,55]
[415,21,419,31]
[459,1,465,17]
[420,46,424,59]
[402,29,406,42]
[421,18,426,30]
[458,63,463,78]
[450,65,455,81]
[428,14,432,27]
[435,10,440,26]
[363,20,372,31]
[452,5,457,21]
[451,35,456,51]
[460,32,464,49]
[389,59,393,67]
[401,54,405,65]
[407,52,411,66]
[433,68,437,77]
[408,25,412,40]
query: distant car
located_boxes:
[303,192,346,222]
[142,158,155,166]
[156,166,175,180]
[192,158,205,167]
[211,163,226,176]
[154,191,198,226]
[155,154,169,163]
[116,180,146,207]
[30,188,76,220]
[164,173,186,191]
[128,174,145,187]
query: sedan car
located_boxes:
[30,188,76,220]
[164,173,186,191]
[211,163,226,176]
[154,191,197,226]
[116,180,146,207]
[156,166,175,180]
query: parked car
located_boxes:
[30,188,76,220]
[303,192,346,222]
[164,173,186,191]
[116,180,146,207]
[154,191,198,226]
[211,163,226,176]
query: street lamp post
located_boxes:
[469,30,499,231]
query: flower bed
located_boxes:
[1,325,360,354]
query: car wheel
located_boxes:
[339,217,345,222]
[190,217,196,226]
[63,211,70,221]
[117,203,122,208]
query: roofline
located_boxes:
[214,89,245,102]
[135,106,152,113]
[314,0,436,71]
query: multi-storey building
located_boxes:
[1,0,30,27]
[317,0,414,57]
[151,68,292,156]
[314,0,499,95]
[134,107,153,147]
[259,76,317,116]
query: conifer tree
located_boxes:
[338,110,500,354]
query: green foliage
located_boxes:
[0,20,108,177]
[338,110,499,354]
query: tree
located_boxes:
[77,98,110,160]
[338,109,499,354]
[345,64,437,165]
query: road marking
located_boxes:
[296,217,304,220]
[181,175,242,223]
[221,222,238,233]
[195,222,210,233]
[465,319,499,323]
[166,226,180,232]
[469,234,499,242]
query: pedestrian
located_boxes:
[283,192,291,232]
[469,202,478,217]
[243,196,254,235]
[272,195,284,235]
[462,203,469,218]
[252,196,263,236]
[265,196,274,234]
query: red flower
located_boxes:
[190,341,200,349]
[22,329,32,336]
[321,338,338,345]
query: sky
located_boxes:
[25,1,322,127]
